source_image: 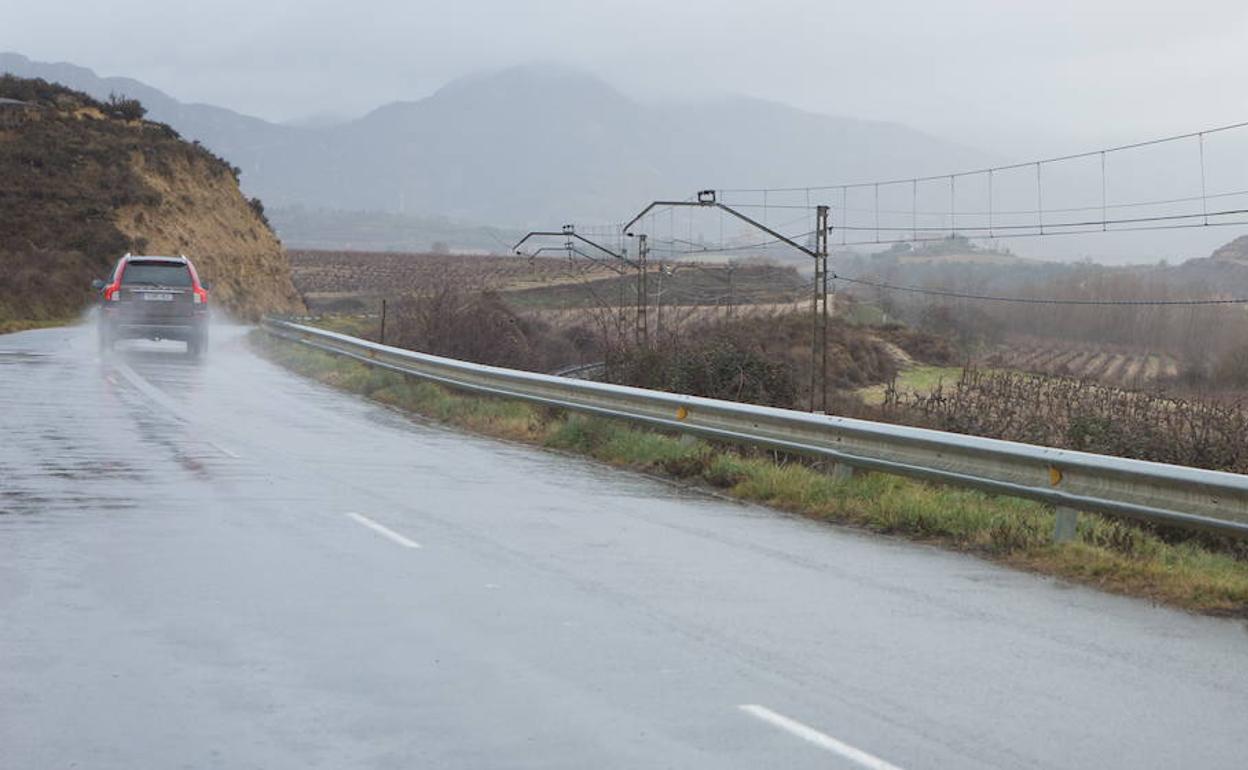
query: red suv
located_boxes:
[94,254,210,356]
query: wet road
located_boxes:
[2,324,1246,770]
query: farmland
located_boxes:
[882,367,1248,474]
[502,262,809,309]
[980,338,1181,387]
[288,249,619,313]
[288,249,812,331]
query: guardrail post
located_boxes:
[830,462,857,482]
[1053,506,1079,543]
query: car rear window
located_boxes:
[121,262,193,287]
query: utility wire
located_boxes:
[828,207,1248,234]
[831,216,1248,248]
[719,119,1248,194]
[719,188,1248,218]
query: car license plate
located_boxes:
[142,292,174,302]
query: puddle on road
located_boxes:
[0,488,55,515]
[1,327,220,520]
[0,490,139,517]
[125,411,215,481]
[38,459,143,482]
[0,351,53,365]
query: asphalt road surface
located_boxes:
[2,324,1246,769]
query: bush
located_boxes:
[875,323,960,364]
[105,92,146,121]
[1213,343,1248,388]
[609,335,797,407]
[391,281,597,372]
[248,197,271,229]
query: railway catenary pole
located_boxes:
[513,227,638,274]
[527,244,630,276]
[636,234,649,346]
[513,226,645,344]
[656,261,664,341]
[623,191,832,411]
[814,205,829,413]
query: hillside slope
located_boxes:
[1210,234,1248,263]
[0,75,303,327]
[0,52,291,183]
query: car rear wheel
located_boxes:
[187,330,207,358]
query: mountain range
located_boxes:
[2,52,987,230]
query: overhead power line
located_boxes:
[721,187,1248,218]
[718,119,1248,194]
[828,216,1248,248]
[830,207,1248,234]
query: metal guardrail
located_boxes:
[550,361,607,380]
[262,318,1248,538]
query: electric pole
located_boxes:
[655,262,664,340]
[636,234,649,346]
[380,298,387,346]
[812,205,829,413]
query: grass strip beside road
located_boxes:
[251,331,1248,617]
[0,316,78,335]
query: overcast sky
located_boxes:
[6,0,1247,157]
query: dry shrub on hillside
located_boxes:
[604,311,951,409]
[916,303,1005,349]
[607,336,797,408]
[390,282,599,371]
[1213,343,1248,388]
[873,323,961,365]
[884,368,1248,473]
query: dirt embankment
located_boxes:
[0,75,303,327]
[113,150,303,318]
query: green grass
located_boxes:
[0,316,79,335]
[251,331,1248,617]
[306,314,381,340]
[858,365,965,405]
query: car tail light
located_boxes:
[105,284,121,301]
[193,286,208,304]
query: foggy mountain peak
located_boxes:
[1,51,989,227]
[354,61,632,129]
[434,61,624,100]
